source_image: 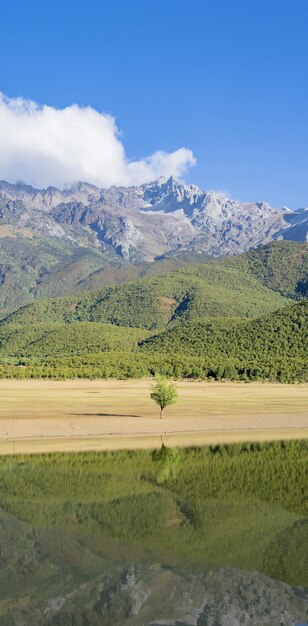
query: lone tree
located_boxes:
[150,377,178,419]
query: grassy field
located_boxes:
[0,380,307,454]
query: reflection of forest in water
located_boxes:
[0,441,307,624]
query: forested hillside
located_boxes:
[140,301,308,381]
[0,242,306,382]
[0,236,306,317]
[2,262,286,329]
[0,322,150,358]
[0,234,113,316]
[219,241,308,297]
[0,301,306,382]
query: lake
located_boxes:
[0,440,307,625]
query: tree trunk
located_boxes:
[160,407,163,419]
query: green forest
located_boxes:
[0,241,307,381]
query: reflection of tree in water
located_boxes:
[0,441,307,623]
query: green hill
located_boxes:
[0,242,306,382]
[0,233,114,317]
[0,322,150,358]
[0,239,307,319]
[70,252,211,292]
[141,300,308,381]
[218,241,308,297]
[1,263,287,329]
[0,301,306,382]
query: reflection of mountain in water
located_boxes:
[45,564,308,626]
[0,509,306,626]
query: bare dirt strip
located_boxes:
[0,379,307,454]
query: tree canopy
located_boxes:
[150,378,178,418]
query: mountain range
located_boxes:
[0,176,307,382]
[0,176,307,314]
[1,176,307,259]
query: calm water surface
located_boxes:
[0,442,307,624]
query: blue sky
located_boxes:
[0,0,307,207]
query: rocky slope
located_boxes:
[1,176,307,261]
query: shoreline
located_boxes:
[0,379,307,455]
[1,427,307,456]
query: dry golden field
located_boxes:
[0,379,307,454]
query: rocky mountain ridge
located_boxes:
[1,177,307,261]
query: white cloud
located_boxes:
[0,93,196,189]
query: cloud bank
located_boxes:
[0,93,196,189]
